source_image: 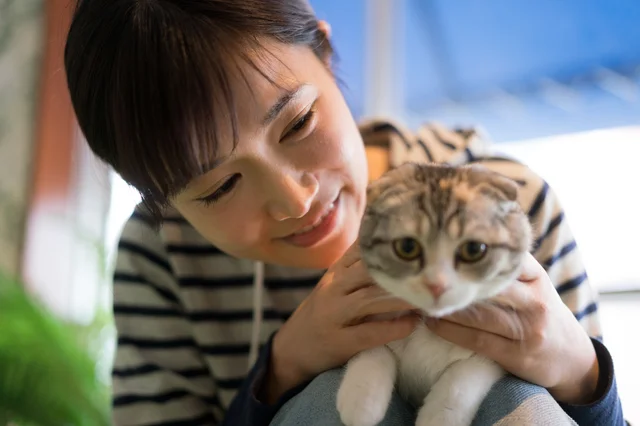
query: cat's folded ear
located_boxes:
[366,162,418,204]
[465,165,519,202]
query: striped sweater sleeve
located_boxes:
[524,174,602,338]
[222,333,314,426]
[111,215,222,425]
[471,157,602,337]
[365,120,601,334]
[461,157,623,421]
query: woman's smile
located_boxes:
[281,191,342,248]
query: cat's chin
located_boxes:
[416,293,479,318]
[421,306,460,318]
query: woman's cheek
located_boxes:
[192,207,264,253]
[301,129,343,169]
[311,122,357,170]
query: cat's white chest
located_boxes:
[388,324,476,406]
[337,323,506,426]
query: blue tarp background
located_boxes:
[311,0,640,142]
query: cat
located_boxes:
[337,162,533,426]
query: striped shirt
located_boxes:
[111,119,602,425]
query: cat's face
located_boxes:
[360,163,532,318]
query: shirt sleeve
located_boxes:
[527,182,628,421]
[559,338,625,425]
[526,177,602,338]
[111,213,223,425]
[222,333,310,426]
[475,157,602,337]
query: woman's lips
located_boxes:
[282,193,341,248]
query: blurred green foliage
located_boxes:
[0,273,112,425]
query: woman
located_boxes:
[64,1,624,425]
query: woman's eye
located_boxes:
[283,107,316,139]
[197,174,240,206]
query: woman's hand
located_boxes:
[262,242,419,404]
[425,252,600,405]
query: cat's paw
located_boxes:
[337,346,397,426]
[336,380,391,426]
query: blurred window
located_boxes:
[499,126,640,293]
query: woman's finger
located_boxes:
[518,253,564,304]
[425,318,516,362]
[496,279,534,304]
[440,279,540,340]
[341,315,418,352]
[440,302,530,340]
[347,292,417,324]
[346,283,390,300]
[517,252,545,283]
[334,240,361,269]
[326,259,375,295]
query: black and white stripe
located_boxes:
[111,120,601,424]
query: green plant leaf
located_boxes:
[0,273,111,426]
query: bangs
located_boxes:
[65,0,333,222]
[108,5,277,214]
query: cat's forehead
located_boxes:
[372,166,476,207]
[365,164,511,241]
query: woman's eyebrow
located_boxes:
[193,84,309,181]
[262,84,308,127]
[201,155,231,174]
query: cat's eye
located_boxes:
[392,238,422,261]
[456,241,488,263]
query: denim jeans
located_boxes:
[270,368,577,426]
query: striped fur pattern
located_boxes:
[337,163,533,426]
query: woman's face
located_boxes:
[172,38,368,269]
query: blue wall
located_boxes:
[311,0,640,141]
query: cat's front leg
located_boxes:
[337,345,397,426]
[415,355,504,426]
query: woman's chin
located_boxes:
[266,252,338,270]
[268,232,355,270]
[294,238,354,269]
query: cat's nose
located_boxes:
[425,282,448,299]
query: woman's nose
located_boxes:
[267,171,319,221]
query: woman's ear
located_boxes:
[318,20,332,40]
[317,20,332,68]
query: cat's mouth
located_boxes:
[420,294,478,318]
[406,289,466,319]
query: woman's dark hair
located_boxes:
[64,0,333,222]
